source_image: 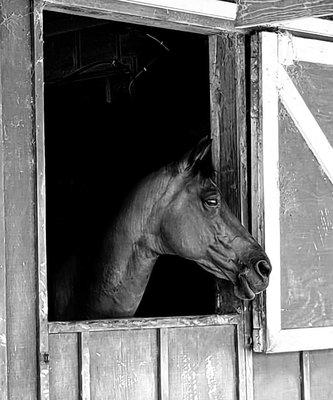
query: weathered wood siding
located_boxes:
[0,1,41,399]
[253,349,333,400]
[309,349,333,399]
[49,325,238,400]
[236,0,333,27]
[253,352,301,400]
[49,334,79,399]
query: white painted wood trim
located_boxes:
[266,327,333,353]
[293,36,333,65]
[279,32,333,66]
[278,65,333,184]
[258,32,333,353]
[121,0,237,20]
[260,32,282,345]
[265,17,333,39]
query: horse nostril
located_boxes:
[255,260,271,278]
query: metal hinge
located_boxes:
[42,352,50,364]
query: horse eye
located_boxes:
[204,198,218,207]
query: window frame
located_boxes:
[36,0,247,327]
[251,31,333,353]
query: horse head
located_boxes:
[156,138,271,300]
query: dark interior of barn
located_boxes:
[44,12,217,320]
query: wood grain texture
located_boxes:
[43,0,237,34]
[279,102,333,329]
[309,349,333,399]
[159,329,169,400]
[286,60,333,148]
[0,30,8,399]
[0,0,39,398]
[34,3,50,399]
[300,351,311,400]
[236,0,333,27]
[253,352,301,400]
[49,314,239,333]
[79,332,91,400]
[209,33,244,316]
[89,329,158,400]
[49,333,79,400]
[168,325,238,400]
[250,33,267,352]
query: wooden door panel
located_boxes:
[253,352,301,400]
[310,349,333,399]
[48,322,241,399]
[168,325,237,400]
[89,330,158,400]
[49,334,79,400]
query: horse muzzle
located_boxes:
[234,258,271,300]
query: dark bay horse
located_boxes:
[52,138,271,320]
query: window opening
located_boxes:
[44,12,215,320]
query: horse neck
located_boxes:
[87,237,158,318]
[87,170,174,318]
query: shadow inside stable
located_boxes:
[44,11,219,320]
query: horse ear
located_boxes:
[184,136,212,175]
[186,136,212,169]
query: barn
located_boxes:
[0,0,333,399]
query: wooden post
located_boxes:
[209,32,253,400]
[0,0,40,398]
[209,33,246,315]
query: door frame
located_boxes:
[33,1,250,399]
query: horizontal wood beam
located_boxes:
[49,314,240,334]
[264,17,333,39]
[236,0,333,27]
[44,0,237,34]
[119,0,237,20]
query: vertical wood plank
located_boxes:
[0,27,8,400]
[209,32,252,400]
[0,0,39,398]
[49,333,79,400]
[236,34,249,231]
[209,34,221,188]
[168,325,237,400]
[235,33,255,400]
[33,2,50,399]
[253,352,301,400]
[300,351,311,400]
[309,349,333,400]
[89,329,158,400]
[250,32,267,352]
[209,33,243,316]
[209,33,240,219]
[159,329,169,400]
[78,332,91,400]
[236,320,247,400]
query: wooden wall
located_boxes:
[0,1,40,399]
[253,350,333,400]
[49,327,333,400]
[49,325,239,400]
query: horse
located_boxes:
[51,138,271,320]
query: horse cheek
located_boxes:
[160,211,198,258]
